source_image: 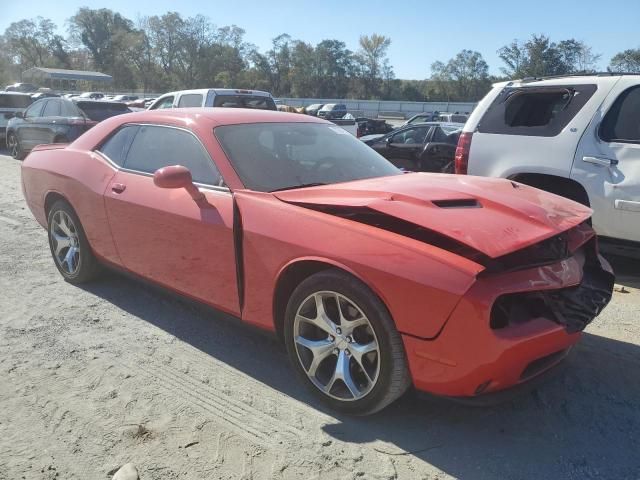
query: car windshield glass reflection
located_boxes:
[215,123,401,192]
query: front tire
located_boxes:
[6,132,25,160]
[284,269,411,415]
[47,200,101,284]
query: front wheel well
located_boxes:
[272,261,343,341]
[509,173,590,206]
[44,192,69,217]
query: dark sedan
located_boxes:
[363,122,463,173]
[6,97,131,159]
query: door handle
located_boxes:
[582,156,618,167]
[111,183,126,194]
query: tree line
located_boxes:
[1,8,639,101]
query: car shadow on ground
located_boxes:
[604,253,640,289]
[79,271,640,479]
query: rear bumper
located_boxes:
[403,239,614,398]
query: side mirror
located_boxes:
[153,165,205,202]
[13,111,23,119]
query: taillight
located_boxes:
[455,132,472,175]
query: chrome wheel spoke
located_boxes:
[295,336,335,377]
[349,341,378,383]
[341,316,368,335]
[52,232,71,256]
[326,350,360,398]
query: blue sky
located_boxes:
[2,0,638,79]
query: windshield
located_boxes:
[0,94,33,108]
[215,122,401,192]
[213,95,277,110]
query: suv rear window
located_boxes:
[76,101,132,121]
[0,94,32,108]
[478,84,597,137]
[213,95,277,110]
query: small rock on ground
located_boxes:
[112,463,139,480]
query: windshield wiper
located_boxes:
[270,182,328,192]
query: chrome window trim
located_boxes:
[94,122,231,194]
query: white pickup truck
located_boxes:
[148,88,277,111]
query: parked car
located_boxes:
[364,122,463,172]
[6,98,131,159]
[317,103,348,120]
[112,95,139,102]
[457,73,640,253]
[78,92,105,100]
[277,104,299,113]
[30,92,60,100]
[0,92,32,143]
[21,108,613,414]
[5,83,38,93]
[438,112,469,123]
[304,103,324,116]
[355,117,394,137]
[147,89,277,110]
[402,113,438,126]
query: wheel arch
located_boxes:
[508,172,591,206]
[272,257,391,342]
[44,190,71,218]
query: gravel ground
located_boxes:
[0,151,638,480]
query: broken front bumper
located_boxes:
[402,236,614,398]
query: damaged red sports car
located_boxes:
[21,109,614,415]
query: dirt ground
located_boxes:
[0,151,638,480]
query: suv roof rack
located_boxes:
[520,72,640,83]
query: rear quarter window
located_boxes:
[177,94,204,108]
[477,84,597,137]
[213,95,277,110]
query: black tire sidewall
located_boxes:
[47,200,98,283]
[284,269,408,415]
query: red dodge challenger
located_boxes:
[21,109,614,414]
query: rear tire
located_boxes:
[47,200,101,284]
[284,269,411,415]
[6,132,25,160]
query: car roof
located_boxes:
[72,108,330,152]
[99,108,327,129]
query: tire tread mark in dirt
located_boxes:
[129,359,302,446]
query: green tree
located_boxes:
[609,48,640,73]
[4,17,61,69]
[498,35,600,78]
[430,50,490,101]
[356,34,392,98]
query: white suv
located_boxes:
[456,74,640,252]
[147,88,277,111]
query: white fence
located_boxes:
[277,98,477,119]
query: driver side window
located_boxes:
[391,126,429,144]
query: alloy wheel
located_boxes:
[293,291,381,401]
[7,133,18,158]
[50,210,81,275]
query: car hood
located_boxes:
[273,173,592,259]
